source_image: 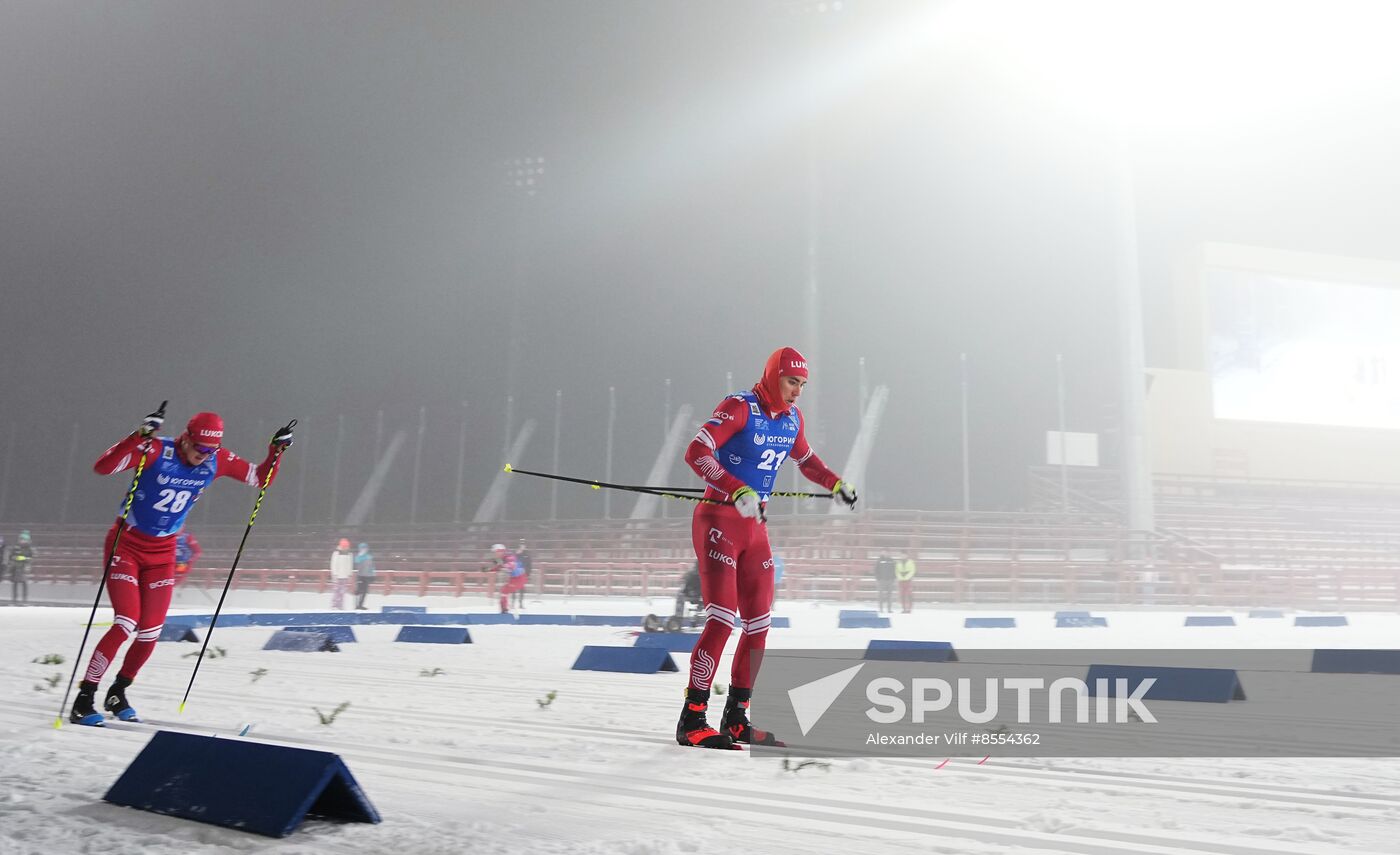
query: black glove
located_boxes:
[270,419,296,450]
[139,402,168,437]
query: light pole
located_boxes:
[551,390,562,520]
[295,432,308,526]
[662,379,672,519]
[410,406,426,524]
[59,421,78,523]
[604,386,616,519]
[370,409,383,524]
[329,414,344,525]
[454,401,468,524]
[501,155,545,520]
[1057,353,1069,514]
[0,422,14,521]
[960,353,970,513]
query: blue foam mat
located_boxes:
[283,625,358,643]
[571,645,678,673]
[864,640,957,661]
[104,730,379,838]
[394,625,472,644]
[964,617,1016,628]
[634,633,700,653]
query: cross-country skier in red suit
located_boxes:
[69,409,293,726]
[676,347,858,748]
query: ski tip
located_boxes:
[591,483,600,490]
[178,702,186,714]
[52,717,63,730]
[503,463,513,473]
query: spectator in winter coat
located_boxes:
[353,543,376,610]
[492,544,525,614]
[896,553,917,613]
[173,531,202,587]
[514,539,532,609]
[8,530,35,604]
[330,538,354,609]
[873,553,896,613]
[675,563,702,618]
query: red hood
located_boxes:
[753,346,809,417]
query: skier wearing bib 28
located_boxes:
[69,409,294,726]
[676,347,857,749]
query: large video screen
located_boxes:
[1208,267,1400,429]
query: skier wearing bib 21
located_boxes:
[677,347,857,749]
[70,409,293,726]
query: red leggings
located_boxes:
[84,524,176,684]
[687,503,774,691]
[499,574,526,611]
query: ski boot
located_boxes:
[676,687,736,749]
[69,681,105,726]
[722,687,784,746]
[103,674,140,722]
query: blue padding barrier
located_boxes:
[264,631,338,652]
[381,606,427,614]
[394,626,472,644]
[839,609,879,620]
[571,645,678,673]
[396,613,471,625]
[1248,609,1285,619]
[964,617,1016,628]
[213,614,252,628]
[517,614,575,625]
[573,615,648,627]
[465,613,517,625]
[1086,664,1246,703]
[374,613,420,625]
[1056,616,1108,628]
[249,612,359,627]
[1184,616,1236,627]
[839,616,891,629]
[634,633,700,653]
[726,615,792,629]
[1311,649,1400,675]
[104,730,379,838]
[1054,611,1091,620]
[284,625,358,643]
[158,625,200,642]
[1295,616,1349,627]
[864,640,958,662]
[165,614,212,628]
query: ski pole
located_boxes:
[179,419,295,713]
[504,464,710,497]
[55,400,166,728]
[502,464,834,501]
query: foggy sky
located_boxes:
[3,0,1398,527]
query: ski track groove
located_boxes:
[41,712,1394,855]
[92,675,1400,812]
[14,667,1400,816]
[8,697,1398,855]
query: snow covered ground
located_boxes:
[4,594,1400,854]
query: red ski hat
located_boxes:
[754,347,809,416]
[184,412,224,449]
